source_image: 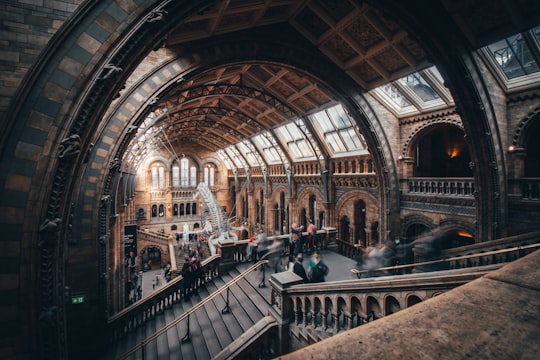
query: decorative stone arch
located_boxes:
[383,294,402,315]
[296,185,325,226]
[401,214,436,240]
[138,242,168,269]
[400,117,464,159]
[509,107,540,149]
[405,293,423,308]
[335,190,378,223]
[335,189,379,245]
[438,218,476,239]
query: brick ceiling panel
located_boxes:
[346,17,384,50]
[270,81,296,98]
[292,97,316,113]
[312,0,355,23]
[295,7,331,39]
[374,47,409,74]
[323,34,357,65]
[349,61,381,86]
[283,72,311,90]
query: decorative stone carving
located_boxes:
[109,157,120,170]
[39,306,57,328]
[39,218,62,248]
[146,9,167,23]
[58,134,81,159]
[100,195,111,208]
[99,64,122,80]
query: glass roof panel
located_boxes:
[400,73,440,102]
[275,122,317,160]
[236,142,259,167]
[224,146,245,169]
[253,134,282,164]
[340,128,363,149]
[217,149,235,170]
[486,29,540,80]
[379,83,413,108]
[310,104,367,156]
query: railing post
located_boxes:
[216,240,237,272]
[268,272,304,355]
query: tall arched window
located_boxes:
[204,164,215,187]
[151,167,158,188]
[172,165,180,187]
[151,164,165,189]
[158,167,165,188]
[181,158,189,187]
[190,166,197,187]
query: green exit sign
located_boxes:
[71,295,85,304]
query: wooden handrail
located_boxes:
[351,243,540,275]
[116,259,269,360]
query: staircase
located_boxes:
[103,262,274,360]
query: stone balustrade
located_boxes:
[404,177,475,196]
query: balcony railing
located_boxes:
[508,178,540,200]
[402,177,474,196]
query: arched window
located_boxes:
[159,204,164,217]
[181,158,189,187]
[190,166,197,187]
[151,167,158,188]
[172,165,180,187]
[192,202,197,215]
[151,163,165,189]
[204,164,215,187]
[186,202,191,215]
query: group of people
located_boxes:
[289,220,320,256]
[355,240,396,277]
[291,251,329,283]
[181,252,204,301]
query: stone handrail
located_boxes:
[116,259,270,360]
[212,316,278,360]
[352,243,540,277]
[107,254,221,343]
[268,265,501,349]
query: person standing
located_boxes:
[293,254,308,283]
[307,219,317,253]
[307,252,328,283]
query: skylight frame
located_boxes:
[480,26,540,93]
[309,104,369,158]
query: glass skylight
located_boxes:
[236,141,262,167]
[275,123,315,160]
[252,133,283,164]
[486,32,539,79]
[310,104,367,156]
[224,146,247,169]
[401,73,439,102]
[370,66,453,117]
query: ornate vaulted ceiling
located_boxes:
[119,0,540,171]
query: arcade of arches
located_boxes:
[1,1,540,359]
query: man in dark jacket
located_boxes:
[293,254,308,283]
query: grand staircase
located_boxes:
[103,262,275,360]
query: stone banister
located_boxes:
[269,265,501,350]
[107,254,221,342]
